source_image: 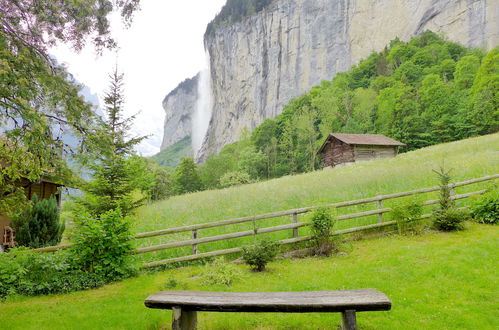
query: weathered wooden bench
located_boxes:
[144,289,391,330]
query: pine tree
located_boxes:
[77,67,146,217]
[12,195,64,248]
[172,158,203,194]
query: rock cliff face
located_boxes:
[161,0,498,161]
[160,74,198,151]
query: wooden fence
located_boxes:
[29,174,498,268]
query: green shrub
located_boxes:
[471,191,499,224]
[219,171,251,188]
[202,257,242,285]
[242,240,280,272]
[390,201,424,234]
[0,249,105,300]
[432,167,467,231]
[309,207,337,256]
[70,209,137,281]
[12,195,64,248]
[433,208,470,231]
[0,249,26,299]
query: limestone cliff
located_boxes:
[161,0,498,161]
[160,74,198,151]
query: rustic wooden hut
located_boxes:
[318,133,406,167]
[0,177,63,250]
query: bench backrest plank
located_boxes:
[144,289,391,313]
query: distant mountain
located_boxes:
[161,0,498,162]
[150,135,192,168]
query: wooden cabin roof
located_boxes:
[318,133,406,153]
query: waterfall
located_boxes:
[192,52,213,158]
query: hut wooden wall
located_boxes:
[353,145,396,162]
[0,216,11,246]
[25,181,61,206]
[322,137,355,167]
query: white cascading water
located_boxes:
[192,52,213,158]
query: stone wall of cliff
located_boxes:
[160,74,199,151]
[161,0,498,161]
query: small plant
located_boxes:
[242,240,280,272]
[432,167,467,231]
[164,278,178,289]
[12,195,64,248]
[434,208,469,231]
[202,257,242,285]
[390,201,424,235]
[471,190,498,224]
[309,207,336,256]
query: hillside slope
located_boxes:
[135,133,499,234]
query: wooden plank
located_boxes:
[141,221,399,268]
[377,200,384,223]
[144,289,391,313]
[134,208,311,239]
[191,230,198,255]
[142,247,244,268]
[292,213,298,238]
[135,222,308,254]
[28,243,73,252]
[336,208,392,221]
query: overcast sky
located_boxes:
[51,0,226,156]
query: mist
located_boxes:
[192,52,213,157]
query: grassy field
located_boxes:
[132,134,499,263]
[2,223,498,329]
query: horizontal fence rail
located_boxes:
[24,174,498,266]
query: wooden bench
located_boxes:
[144,289,391,330]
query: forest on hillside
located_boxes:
[205,0,272,37]
[175,31,497,192]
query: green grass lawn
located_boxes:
[133,134,499,263]
[2,223,497,329]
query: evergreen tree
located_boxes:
[172,158,203,194]
[77,67,145,217]
[12,195,64,248]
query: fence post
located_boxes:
[292,213,298,238]
[191,230,198,255]
[377,199,384,223]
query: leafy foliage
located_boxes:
[390,201,424,235]
[219,171,251,188]
[12,195,64,248]
[201,257,242,286]
[242,240,280,272]
[70,209,136,281]
[0,248,105,300]
[309,207,336,256]
[148,165,173,201]
[471,190,499,224]
[0,0,141,217]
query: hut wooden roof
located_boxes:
[318,133,406,153]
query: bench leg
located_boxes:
[172,307,197,330]
[341,310,357,330]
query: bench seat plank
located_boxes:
[144,289,391,313]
